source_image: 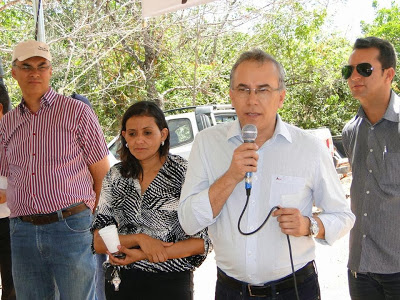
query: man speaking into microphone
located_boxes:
[178,49,355,300]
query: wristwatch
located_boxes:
[307,216,319,238]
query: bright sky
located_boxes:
[328,0,400,40]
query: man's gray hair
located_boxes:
[229,49,286,90]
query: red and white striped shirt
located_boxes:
[0,88,109,217]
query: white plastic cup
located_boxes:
[98,224,120,253]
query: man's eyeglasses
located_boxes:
[14,64,51,73]
[341,63,384,80]
[232,86,281,100]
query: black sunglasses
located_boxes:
[341,62,386,80]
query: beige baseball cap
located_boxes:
[12,40,52,63]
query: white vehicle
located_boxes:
[305,127,335,158]
[107,105,349,176]
[107,105,237,164]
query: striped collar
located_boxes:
[18,87,56,114]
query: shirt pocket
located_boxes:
[380,152,400,195]
[47,128,75,164]
[269,175,309,211]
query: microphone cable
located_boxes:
[238,196,300,300]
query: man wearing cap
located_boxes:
[0,40,110,299]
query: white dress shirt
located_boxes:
[178,116,355,284]
[0,175,9,218]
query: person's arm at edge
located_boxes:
[0,175,7,204]
[0,189,5,204]
[88,156,110,209]
[0,145,8,204]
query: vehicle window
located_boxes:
[109,139,121,160]
[167,118,194,148]
[215,114,237,124]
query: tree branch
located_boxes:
[0,0,24,13]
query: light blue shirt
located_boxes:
[179,115,355,284]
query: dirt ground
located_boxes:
[193,175,353,300]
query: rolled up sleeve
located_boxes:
[313,142,355,245]
[178,135,216,236]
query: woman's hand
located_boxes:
[137,234,173,263]
[107,246,146,266]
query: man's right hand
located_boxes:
[208,142,259,217]
[226,142,259,183]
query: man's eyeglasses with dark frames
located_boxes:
[13,64,51,73]
[232,86,281,101]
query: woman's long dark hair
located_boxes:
[118,101,170,179]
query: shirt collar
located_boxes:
[382,90,400,122]
[273,114,292,143]
[18,87,56,114]
[226,114,292,144]
[357,90,399,123]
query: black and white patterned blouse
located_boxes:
[92,154,211,273]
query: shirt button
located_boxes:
[364,213,367,216]
[369,170,372,173]
[370,127,374,130]
[363,234,366,238]
[370,149,373,152]
[366,191,370,194]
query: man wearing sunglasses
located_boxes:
[0,40,110,299]
[342,37,399,300]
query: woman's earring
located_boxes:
[161,141,165,146]
[125,143,129,148]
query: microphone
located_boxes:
[241,124,257,196]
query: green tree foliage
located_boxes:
[248,1,357,134]
[1,0,398,140]
[361,1,400,92]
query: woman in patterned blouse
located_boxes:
[92,101,211,300]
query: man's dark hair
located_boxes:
[353,37,397,71]
[0,83,11,114]
[229,49,286,90]
[118,100,170,179]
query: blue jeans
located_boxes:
[95,254,107,300]
[10,208,96,300]
[348,269,400,300]
[215,271,320,300]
